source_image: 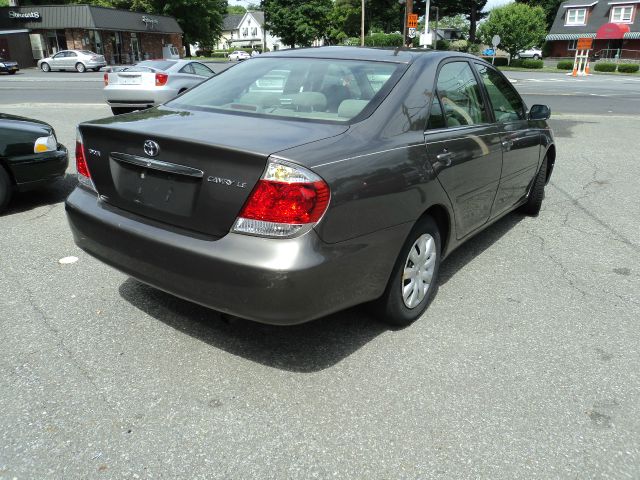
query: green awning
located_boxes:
[546,33,596,40]
[623,31,640,39]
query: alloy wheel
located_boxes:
[401,233,437,309]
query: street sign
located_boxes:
[577,37,593,50]
[408,27,417,38]
[407,13,418,29]
[491,35,500,47]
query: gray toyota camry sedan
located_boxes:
[66,47,555,327]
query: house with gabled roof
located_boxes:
[546,0,640,59]
[215,11,283,52]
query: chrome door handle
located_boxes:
[436,151,453,167]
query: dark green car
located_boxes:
[0,114,68,212]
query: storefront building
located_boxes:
[0,5,183,67]
[546,0,640,59]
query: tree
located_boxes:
[436,0,487,42]
[227,4,247,14]
[262,0,332,48]
[428,14,470,39]
[516,0,563,28]
[327,0,361,44]
[478,3,547,57]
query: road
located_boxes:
[2,66,640,115]
[1,68,639,479]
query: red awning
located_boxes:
[596,23,631,39]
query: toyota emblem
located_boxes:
[143,140,160,157]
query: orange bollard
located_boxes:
[585,60,590,75]
[572,65,577,76]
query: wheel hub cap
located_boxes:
[402,234,436,309]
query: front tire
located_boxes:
[76,62,86,73]
[533,54,540,60]
[374,216,441,327]
[520,156,548,216]
[0,167,13,213]
[41,62,50,72]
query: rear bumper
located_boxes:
[105,86,178,108]
[65,187,408,325]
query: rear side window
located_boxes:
[192,63,214,77]
[475,63,525,122]
[179,63,195,74]
[435,61,489,127]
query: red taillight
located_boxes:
[75,140,91,178]
[239,180,329,224]
[155,73,168,86]
[103,72,109,86]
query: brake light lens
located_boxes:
[103,72,109,86]
[75,129,95,190]
[233,160,330,238]
[155,72,168,86]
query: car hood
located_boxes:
[83,105,350,158]
[0,113,53,136]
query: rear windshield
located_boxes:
[134,60,177,71]
[81,51,97,55]
[167,57,405,123]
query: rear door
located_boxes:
[65,51,78,69]
[474,63,541,216]
[424,60,503,239]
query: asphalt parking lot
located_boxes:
[1,68,639,478]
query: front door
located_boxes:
[474,63,541,216]
[424,60,503,239]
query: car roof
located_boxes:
[262,46,468,64]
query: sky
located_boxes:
[229,0,515,14]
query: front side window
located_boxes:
[435,61,489,127]
[566,8,587,25]
[611,5,634,22]
[475,63,525,122]
[167,58,405,123]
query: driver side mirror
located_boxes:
[528,104,551,121]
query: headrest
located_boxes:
[338,99,368,118]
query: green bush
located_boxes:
[617,63,640,73]
[467,42,481,55]
[435,40,450,50]
[541,41,552,58]
[364,33,404,47]
[556,60,573,70]
[522,59,544,69]
[594,62,616,72]
[449,39,469,52]
[510,59,524,67]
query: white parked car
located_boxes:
[103,59,215,115]
[38,50,107,73]
[228,50,251,61]
[516,47,543,60]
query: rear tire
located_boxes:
[373,216,441,327]
[76,62,86,73]
[520,156,548,216]
[0,167,13,214]
[41,62,50,72]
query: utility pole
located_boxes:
[406,0,413,46]
[361,0,365,46]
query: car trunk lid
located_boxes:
[79,107,348,237]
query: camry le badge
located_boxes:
[143,140,160,157]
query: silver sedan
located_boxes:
[103,59,215,115]
[38,50,106,73]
